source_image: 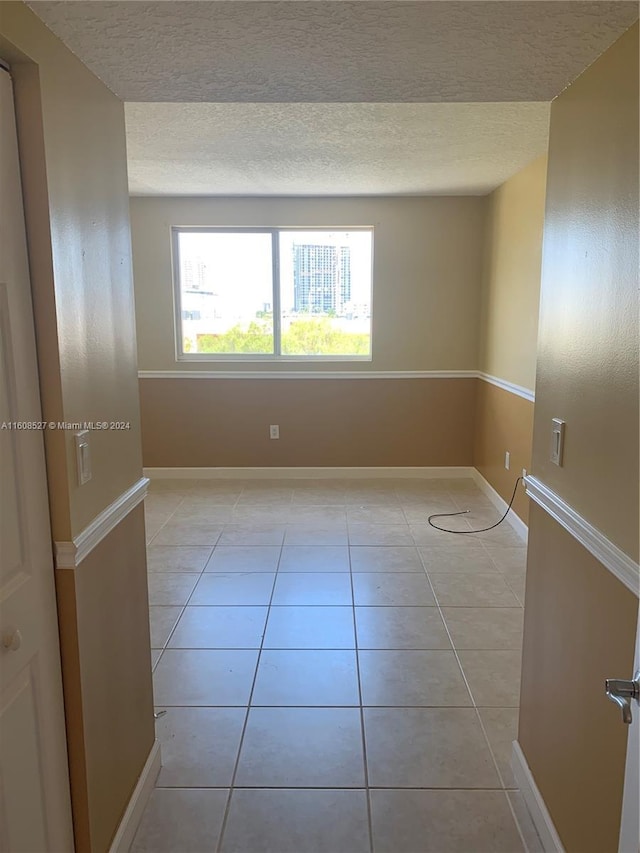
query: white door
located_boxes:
[0,65,74,851]
[617,604,640,853]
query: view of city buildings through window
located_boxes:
[175,229,372,357]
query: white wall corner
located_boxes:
[471,469,528,542]
[108,739,161,853]
[511,741,565,853]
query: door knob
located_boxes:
[2,627,22,652]
[605,672,640,724]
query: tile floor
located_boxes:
[134,477,542,853]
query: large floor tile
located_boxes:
[190,572,276,605]
[153,649,259,705]
[152,521,224,547]
[479,707,519,788]
[172,504,236,524]
[419,546,499,573]
[359,650,471,707]
[441,607,524,650]
[220,789,370,853]
[284,527,349,546]
[370,789,524,852]
[429,573,521,607]
[235,707,365,787]
[252,649,359,706]
[147,573,199,606]
[349,546,423,573]
[278,546,350,572]
[346,505,407,524]
[410,525,481,549]
[364,707,500,788]
[147,546,213,573]
[352,572,435,606]
[156,707,246,787]
[458,650,522,707]
[484,546,528,573]
[218,524,286,546]
[263,606,355,649]
[271,572,353,605]
[205,546,281,573]
[349,522,413,546]
[355,607,451,649]
[476,526,527,548]
[148,606,182,649]
[130,788,228,853]
[169,606,268,649]
[287,506,348,525]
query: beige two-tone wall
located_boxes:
[131,195,486,467]
[0,4,154,851]
[474,154,548,524]
[518,23,639,853]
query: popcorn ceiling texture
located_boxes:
[28,1,638,103]
[124,102,550,195]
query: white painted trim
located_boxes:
[525,475,639,597]
[478,372,535,402]
[108,739,161,853]
[54,477,149,569]
[471,469,528,542]
[511,740,565,853]
[143,466,476,480]
[138,369,476,380]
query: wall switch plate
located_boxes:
[550,418,566,466]
[505,451,510,470]
[74,429,92,485]
[269,424,280,439]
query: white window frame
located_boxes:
[171,226,374,362]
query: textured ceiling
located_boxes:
[26,0,635,195]
[125,102,550,195]
[28,1,638,102]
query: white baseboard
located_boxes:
[511,740,565,853]
[471,469,528,542]
[144,466,476,480]
[109,739,161,853]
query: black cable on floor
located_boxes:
[427,476,523,534]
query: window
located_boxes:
[173,228,373,360]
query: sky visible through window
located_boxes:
[176,229,372,357]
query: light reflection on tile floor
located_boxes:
[133,478,541,853]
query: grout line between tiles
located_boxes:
[349,533,375,853]
[214,541,283,853]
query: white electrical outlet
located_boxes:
[522,468,527,480]
[269,424,280,440]
[505,451,510,470]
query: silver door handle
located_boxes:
[605,672,640,724]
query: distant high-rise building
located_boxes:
[292,244,351,313]
[182,256,207,292]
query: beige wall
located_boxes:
[530,23,639,562]
[0,5,154,851]
[130,195,486,372]
[519,23,639,853]
[473,382,533,524]
[473,155,547,518]
[0,1,143,540]
[520,504,637,853]
[479,154,547,391]
[57,506,154,853]
[140,376,476,468]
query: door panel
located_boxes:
[0,66,73,852]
